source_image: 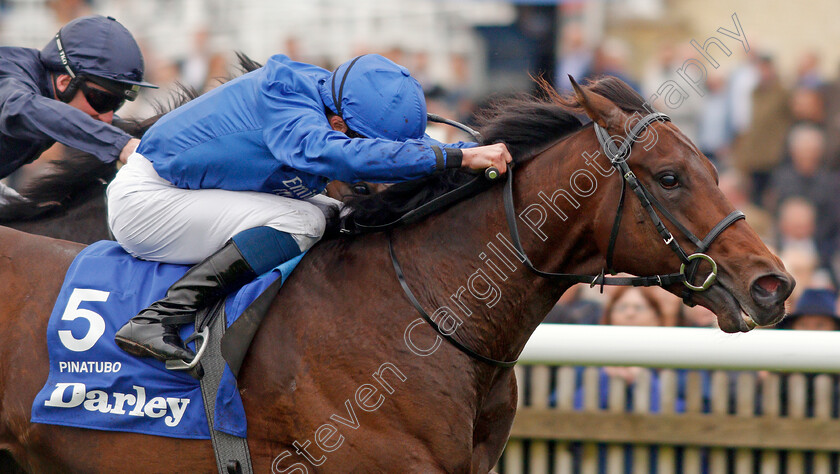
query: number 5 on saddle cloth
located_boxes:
[33,241,303,441]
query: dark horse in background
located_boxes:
[0,76,792,472]
[0,145,383,243]
[0,130,129,243]
[0,54,381,244]
[0,55,263,241]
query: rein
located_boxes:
[340,113,489,235]
[505,112,745,296]
[387,112,744,368]
[388,234,517,368]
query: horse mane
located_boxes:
[338,75,646,234]
[0,54,263,222]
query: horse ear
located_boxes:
[568,75,625,131]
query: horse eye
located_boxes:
[659,174,679,189]
[352,183,371,195]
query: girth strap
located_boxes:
[194,303,254,474]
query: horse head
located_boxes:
[563,76,793,332]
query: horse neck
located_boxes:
[393,133,608,366]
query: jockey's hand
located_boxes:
[460,143,512,175]
[119,138,141,164]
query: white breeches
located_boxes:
[106,153,338,264]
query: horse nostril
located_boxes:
[755,275,781,294]
[751,275,789,305]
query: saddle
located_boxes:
[32,241,302,440]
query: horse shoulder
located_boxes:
[240,236,488,469]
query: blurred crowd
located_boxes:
[541,25,840,474]
[1,0,483,186]
[548,24,840,331]
[543,26,840,462]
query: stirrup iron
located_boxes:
[165,326,210,371]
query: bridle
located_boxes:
[391,111,744,368]
[504,112,744,297]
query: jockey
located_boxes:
[107,53,512,363]
[0,15,156,200]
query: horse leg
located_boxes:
[471,370,517,473]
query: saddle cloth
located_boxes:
[31,241,303,439]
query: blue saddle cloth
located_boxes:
[31,241,302,439]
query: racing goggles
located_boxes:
[77,80,127,114]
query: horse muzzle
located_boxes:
[748,273,794,326]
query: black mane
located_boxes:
[0,54,263,222]
[340,78,651,234]
[337,96,582,234]
[338,76,649,235]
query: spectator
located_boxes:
[589,38,640,93]
[425,87,462,143]
[554,23,592,92]
[48,0,92,25]
[780,246,822,310]
[648,286,682,327]
[574,287,670,411]
[835,287,840,320]
[410,50,434,93]
[789,86,825,125]
[571,287,681,473]
[795,50,823,89]
[820,64,840,170]
[767,126,840,265]
[727,51,759,136]
[447,53,476,127]
[770,125,827,210]
[679,304,718,328]
[695,73,732,165]
[777,288,840,331]
[643,44,702,143]
[544,284,603,325]
[177,26,221,94]
[732,55,791,203]
[775,289,840,432]
[775,197,819,256]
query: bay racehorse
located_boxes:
[0,76,792,472]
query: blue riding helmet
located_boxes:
[40,15,157,99]
[318,54,426,141]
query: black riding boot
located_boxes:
[115,240,257,362]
